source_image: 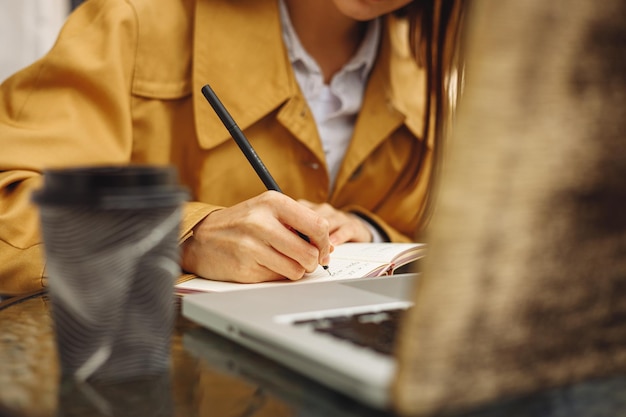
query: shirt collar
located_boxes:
[278,0,380,83]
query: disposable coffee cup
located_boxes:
[32,165,188,382]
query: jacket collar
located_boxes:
[192,0,425,153]
[335,16,427,192]
[193,0,293,150]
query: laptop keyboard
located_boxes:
[292,308,409,356]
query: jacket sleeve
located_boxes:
[0,0,140,295]
[362,137,435,244]
[342,155,434,245]
[338,127,436,244]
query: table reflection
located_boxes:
[0,293,389,417]
[57,375,173,417]
[1,293,625,417]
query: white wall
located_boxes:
[0,0,70,82]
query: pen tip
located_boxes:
[322,265,331,276]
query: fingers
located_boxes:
[262,192,332,266]
[183,220,314,283]
[182,193,374,285]
[298,200,372,245]
[328,213,372,244]
[182,192,332,283]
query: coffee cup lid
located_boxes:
[32,165,189,209]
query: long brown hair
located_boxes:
[398,0,467,235]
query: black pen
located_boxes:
[201,83,331,275]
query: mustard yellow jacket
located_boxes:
[0,0,431,294]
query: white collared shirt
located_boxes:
[279,0,385,242]
[278,0,380,190]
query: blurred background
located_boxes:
[0,0,84,82]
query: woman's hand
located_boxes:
[298,200,372,245]
[181,191,331,283]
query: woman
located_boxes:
[0,0,464,294]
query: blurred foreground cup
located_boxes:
[32,165,188,382]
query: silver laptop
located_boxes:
[182,273,417,409]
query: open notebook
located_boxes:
[182,273,418,409]
[176,242,425,294]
